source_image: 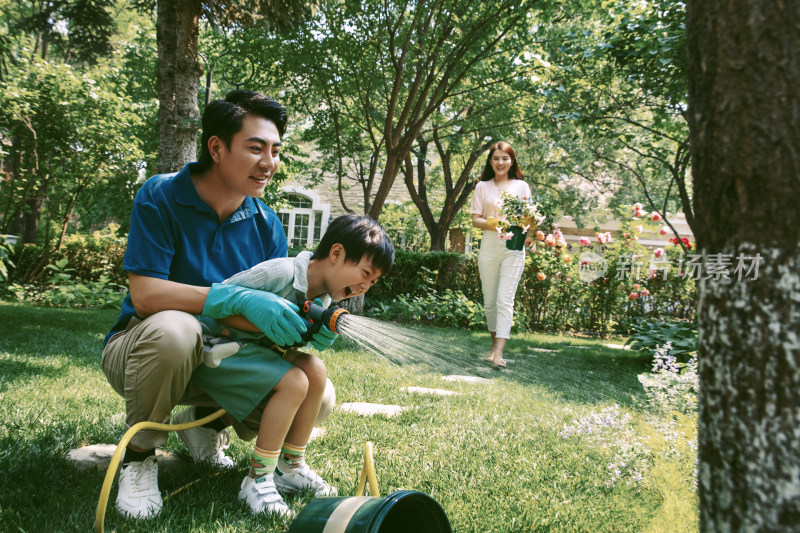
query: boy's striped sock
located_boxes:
[278,442,306,471]
[249,446,280,479]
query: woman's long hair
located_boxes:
[479,141,524,181]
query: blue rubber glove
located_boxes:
[306,298,339,351]
[310,324,338,351]
[203,284,306,346]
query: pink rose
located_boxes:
[579,236,591,247]
[641,289,650,296]
[651,212,662,222]
[629,292,639,300]
[659,227,668,235]
[632,283,641,290]
[654,248,665,258]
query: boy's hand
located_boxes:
[310,324,338,351]
[203,284,306,346]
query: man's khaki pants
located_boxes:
[102,311,264,449]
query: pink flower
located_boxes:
[579,236,591,247]
[632,283,641,290]
[659,226,669,236]
[629,292,639,300]
[635,225,644,233]
[596,232,613,244]
[641,289,650,296]
[651,212,662,222]
[500,232,513,241]
[536,230,545,241]
[654,248,665,258]
[545,235,556,247]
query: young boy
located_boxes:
[191,214,395,517]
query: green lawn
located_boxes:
[0,302,698,532]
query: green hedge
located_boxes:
[7,226,127,286]
[3,230,697,336]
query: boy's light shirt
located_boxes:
[223,251,332,308]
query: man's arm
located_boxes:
[128,273,259,331]
[129,273,208,317]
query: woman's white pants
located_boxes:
[478,231,526,339]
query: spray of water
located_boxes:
[335,314,487,375]
[334,313,646,405]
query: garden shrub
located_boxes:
[625,319,698,360]
[6,258,125,309]
[7,225,127,286]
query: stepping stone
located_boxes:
[338,402,406,417]
[68,444,182,471]
[310,427,326,440]
[529,347,558,353]
[442,375,490,383]
[401,386,459,396]
[603,343,630,350]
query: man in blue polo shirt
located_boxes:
[102,91,332,520]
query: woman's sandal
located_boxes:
[482,355,495,363]
[492,359,507,370]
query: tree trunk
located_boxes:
[157,0,202,174]
[367,156,402,220]
[21,195,42,244]
[686,1,800,530]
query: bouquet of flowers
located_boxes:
[495,192,545,250]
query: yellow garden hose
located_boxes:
[95,412,380,532]
[93,408,227,533]
[356,441,380,497]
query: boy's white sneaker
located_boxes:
[116,456,162,519]
[238,474,293,517]
[174,407,236,468]
[274,462,338,496]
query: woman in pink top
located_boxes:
[470,141,534,369]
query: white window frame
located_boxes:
[279,186,331,248]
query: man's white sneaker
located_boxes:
[116,456,162,519]
[238,475,293,517]
[274,462,338,496]
[173,407,236,468]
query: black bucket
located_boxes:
[288,490,451,533]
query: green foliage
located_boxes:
[0,236,14,281]
[0,59,145,244]
[367,231,697,337]
[6,226,127,287]
[378,202,433,252]
[6,258,125,309]
[367,250,480,302]
[625,320,698,361]
[367,266,485,328]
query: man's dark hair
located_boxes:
[312,214,395,275]
[196,90,287,173]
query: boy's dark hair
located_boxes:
[312,214,395,275]
[196,90,287,173]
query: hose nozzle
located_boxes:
[299,300,350,337]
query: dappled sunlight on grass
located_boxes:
[0,302,697,532]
